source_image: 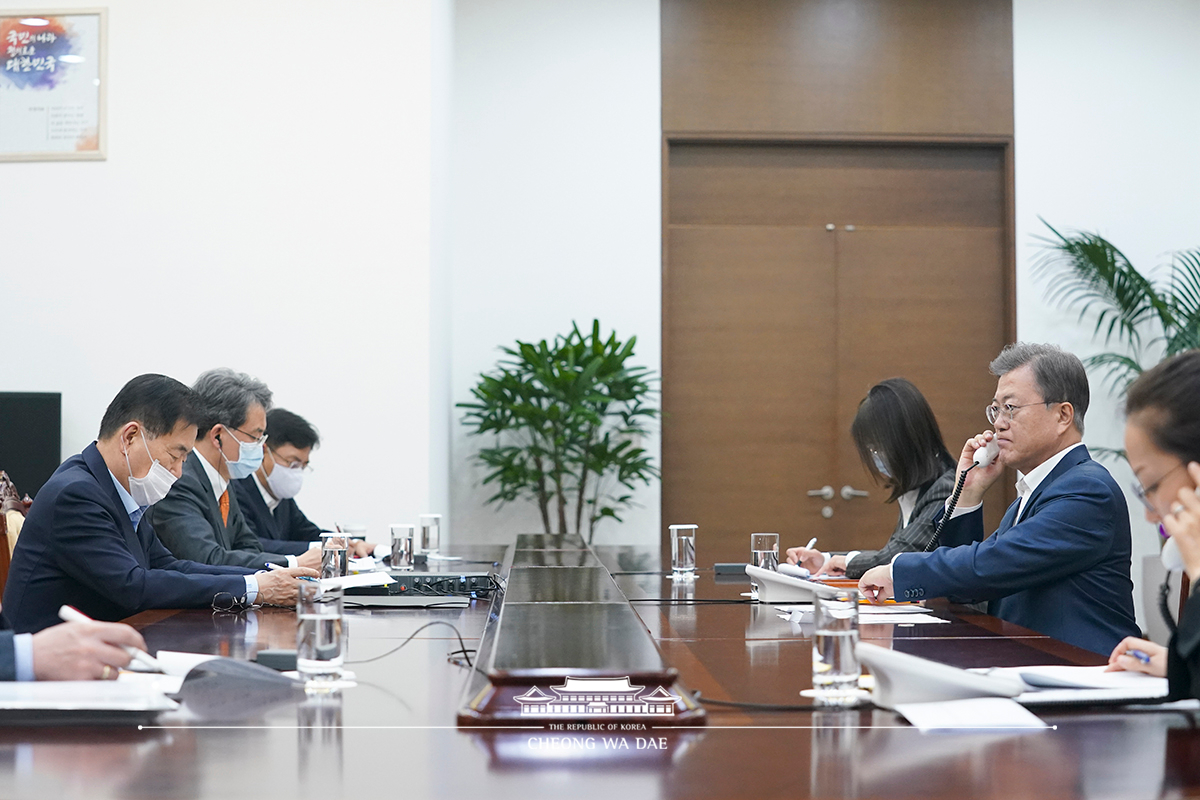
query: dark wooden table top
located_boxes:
[0,544,1197,800]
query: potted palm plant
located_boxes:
[1035,220,1200,395]
[458,320,659,543]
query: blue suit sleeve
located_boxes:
[49,483,247,612]
[894,476,1120,602]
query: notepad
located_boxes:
[895,697,1049,732]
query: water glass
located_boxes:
[812,589,861,706]
[389,523,415,570]
[749,532,779,596]
[320,533,349,579]
[418,513,442,554]
[296,581,345,686]
[669,524,697,575]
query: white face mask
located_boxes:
[266,460,304,499]
[1161,532,1185,573]
[124,429,178,507]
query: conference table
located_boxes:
[1,541,1199,800]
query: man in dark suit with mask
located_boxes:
[232,408,378,558]
[145,369,323,571]
[2,374,312,633]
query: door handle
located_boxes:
[807,485,835,501]
[841,485,870,501]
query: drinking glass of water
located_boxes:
[390,523,415,570]
[296,581,345,688]
[749,532,779,598]
[812,589,861,706]
[669,524,697,576]
[320,533,348,579]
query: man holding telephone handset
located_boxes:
[858,343,1139,655]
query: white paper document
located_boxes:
[0,681,178,712]
[321,572,396,591]
[895,697,1049,732]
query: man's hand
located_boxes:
[296,548,322,570]
[1106,636,1167,677]
[31,620,147,681]
[815,554,848,577]
[785,547,826,572]
[256,567,319,606]
[858,565,894,604]
[954,431,1005,508]
[350,540,378,559]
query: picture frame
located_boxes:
[0,7,106,161]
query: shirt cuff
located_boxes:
[244,575,259,604]
[948,500,984,520]
[285,555,298,568]
[13,633,34,682]
[844,551,861,566]
[373,543,390,559]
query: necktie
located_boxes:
[219,489,230,526]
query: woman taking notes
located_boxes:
[1108,351,1200,696]
[785,378,957,579]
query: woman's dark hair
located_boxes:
[1125,350,1200,464]
[850,378,955,502]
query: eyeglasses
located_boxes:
[270,450,314,473]
[211,592,261,613]
[1131,462,1186,513]
[224,424,268,446]
[985,401,1051,425]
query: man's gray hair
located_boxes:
[989,342,1089,434]
[192,368,273,434]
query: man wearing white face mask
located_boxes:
[146,369,323,571]
[232,409,380,559]
[1,375,314,633]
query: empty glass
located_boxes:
[669,524,697,575]
[812,589,861,706]
[296,581,344,687]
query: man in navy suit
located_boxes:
[232,408,377,558]
[2,374,314,633]
[859,343,1139,655]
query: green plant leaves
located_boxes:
[458,319,660,542]
[1035,220,1200,399]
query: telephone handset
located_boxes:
[923,437,1000,553]
[973,438,1000,468]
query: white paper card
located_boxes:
[895,697,1049,732]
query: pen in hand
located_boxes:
[57,605,164,673]
[1128,649,1152,665]
[805,537,818,551]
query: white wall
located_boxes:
[447,0,662,545]
[2,0,436,538]
[1013,0,1200,628]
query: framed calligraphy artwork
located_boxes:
[0,8,105,161]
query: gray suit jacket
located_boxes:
[844,468,956,579]
[143,454,290,569]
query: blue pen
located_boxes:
[1128,649,1152,664]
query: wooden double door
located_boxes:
[663,141,1013,565]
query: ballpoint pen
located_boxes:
[58,604,165,673]
[1128,649,1152,665]
[805,537,818,550]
